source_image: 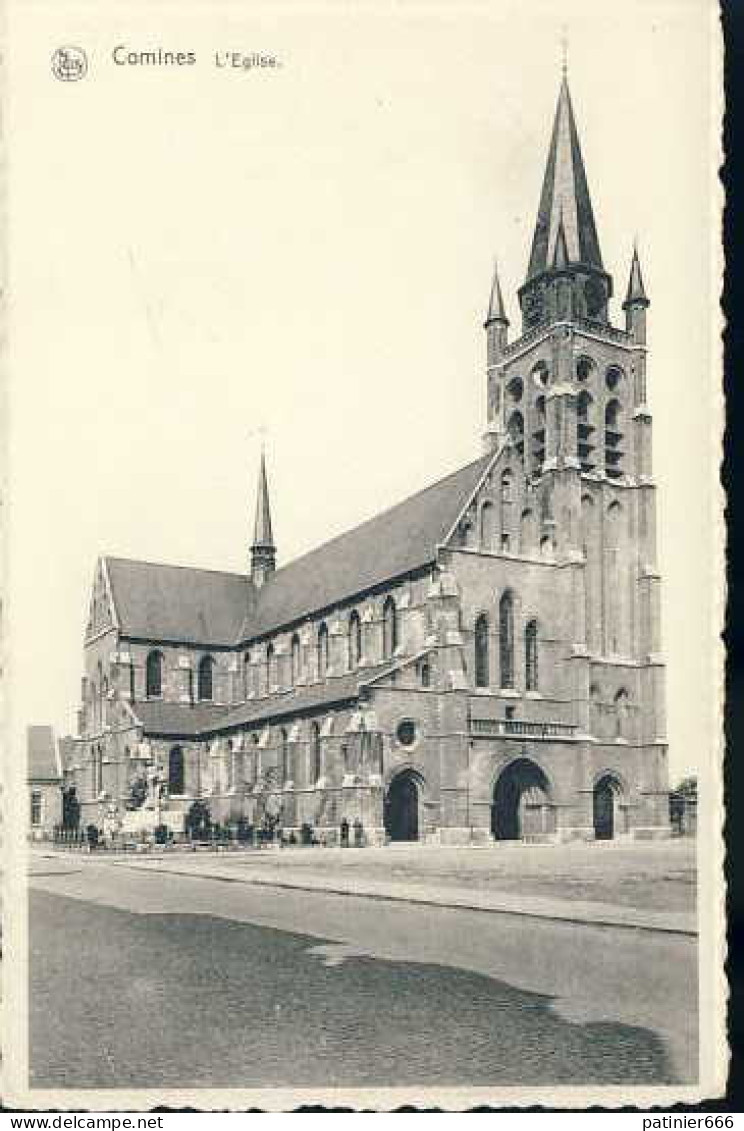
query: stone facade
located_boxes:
[65,76,669,845]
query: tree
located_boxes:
[62,786,80,830]
[675,776,697,801]
[126,774,147,811]
[185,799,211,840]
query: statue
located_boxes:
[145,762,166,812]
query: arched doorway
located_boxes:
[491,758,552,841]
[593,775,623,840]
[384,770,422,841]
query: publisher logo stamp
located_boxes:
[51,46,88,82]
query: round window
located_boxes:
[396,720,417,748]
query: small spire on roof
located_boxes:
[250,446,276,587]
[485,259,509,325]
[252,449,274,549]
[623,243,649,307]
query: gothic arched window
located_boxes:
[605,398,623,478]
[311,721,322,784]
[577,390,595,472]
[146,651,163,699]
[317,622,329,679]
[532,395,546,476]
[290,634,301,684]
[198,655,214,701]
[474,614,490,688]
[506,375,524,404]
[265,642,274,693]
[605,366,625,392]
[525,620,539,691]
[507,411,525,458]
[500,470,514,553]
[168,746,185,794]
[243,652,251,700]
[280,727,290,784]
[96,660,104,730]
[382,597,398,660]
[614,688,629,739]
[499,591,515,689]
[348,611,362,669]
[532,360,549,387]
[520,508,536,554]
[501,469,513,503]
[576,355,594,382]
[480,502,495,551]
[250,731,260,785]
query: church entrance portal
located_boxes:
[491,758,552,841]
[384,770,422,842]
[593,775,622,840]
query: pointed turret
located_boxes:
[623,245,649,342]
[623,245,649,307]
[250,450,276,587]
[485,260,509,327]
[527,76,603,279]
[484,259,509,367]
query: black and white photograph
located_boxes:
[3,0,726,1110]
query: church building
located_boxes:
[68,75,669,844]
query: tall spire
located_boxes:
[250,449,276,587]
[526,76,603,280]
[485,259,509,325]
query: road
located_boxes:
[29,856,697,1089]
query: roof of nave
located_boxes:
[132,700,233,737]
[133,662,396,740]
[105,452,491,648]
[105,558,250,647]
[238,453,492,641]
[220,662,396,733]
[27,725,61,782]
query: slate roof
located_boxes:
[220,663,395,732]
[105,558,249,647]
[132,701,233,737]
[105,453,491,648]
[239,454,491,641]
[27,725,61,782]
[624,246,648,306]
[527,76,603,280]
[131,664,395,739]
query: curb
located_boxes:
[103,858,698,939]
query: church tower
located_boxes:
[482,72,665,749]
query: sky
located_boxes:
[6,0,721,782]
